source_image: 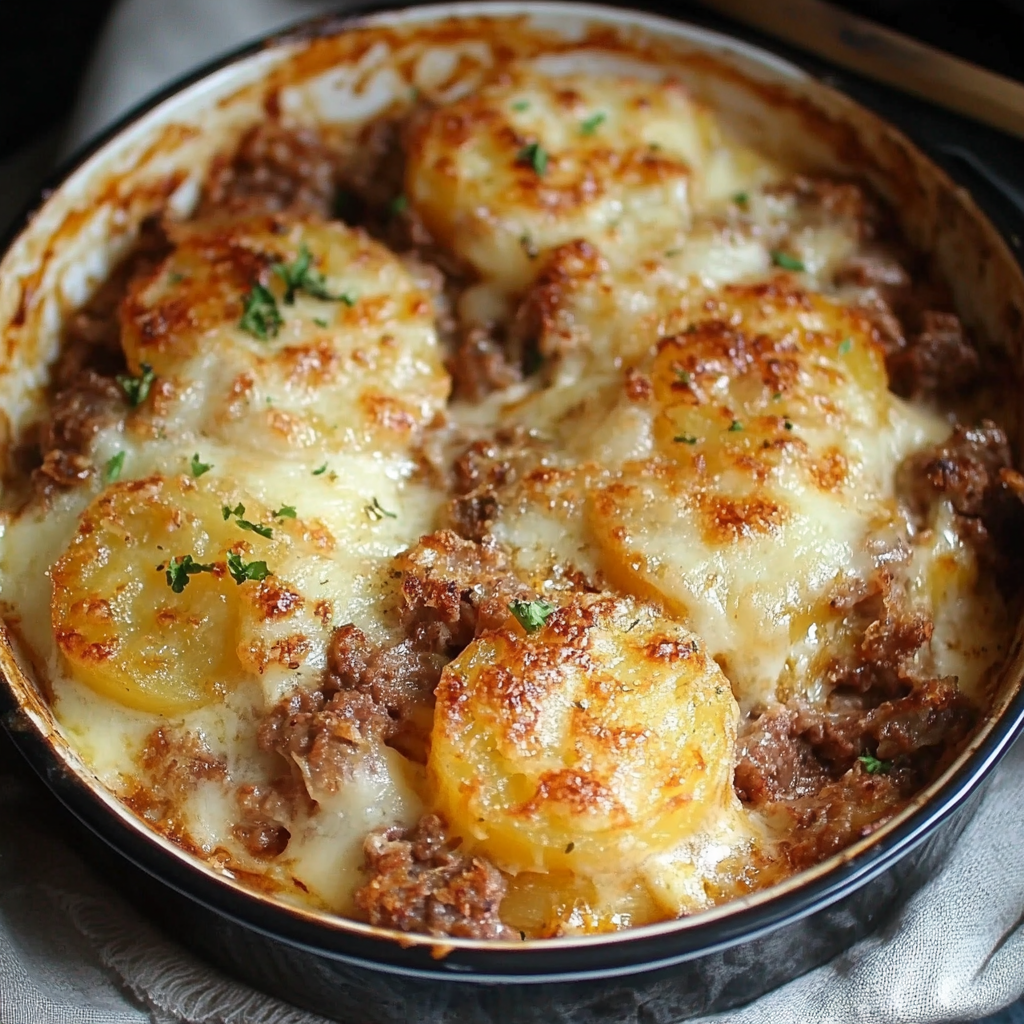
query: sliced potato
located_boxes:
[429,593,738,874]
[406,67,719,294]
[121,215,449,454]
[584,281,950,706]
[50,474,329,713]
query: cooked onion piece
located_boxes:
[121,216,449,454]
[586,282,951,706]
[406,68,721,295]
[50,474,331,713]
[429,594,739,874]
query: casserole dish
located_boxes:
[2,3,1024,1020]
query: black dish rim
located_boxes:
[2,0,1024,985]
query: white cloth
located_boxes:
[3,2,1024,1021]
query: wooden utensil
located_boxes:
[693,0,1024,139]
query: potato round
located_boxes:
[51,475,299,714]
[429,594,738,874]
[120,215,449,454]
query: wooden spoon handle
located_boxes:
[695,0,1024,140]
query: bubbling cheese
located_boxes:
[121,216,449,456]
[429,594,739,874]
[0,53,1010,942]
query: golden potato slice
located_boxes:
[406,67,720,294]
[120,216,448,454]
[429,594,738,875]
[50,475,328,714]
[585,282,951,706]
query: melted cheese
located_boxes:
[0,61,1010,938]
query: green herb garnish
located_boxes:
[509,598,554,633]
[365,497,397,521]
[103,451,125,484]
[858,754,892,775]
[517,142,548,176]
[312,463,328,476]
[272,505,297,519]
[771,250,805,272]
[580,112,606,135]
[519,234,539,259]
[116,364,156,407]
[511,99,530,112]
[389,194,409,216]
[733,191,749,206]
[239,283,282,339]
[273,243,353,305]
[225,551,271,585]
[189,453,212,478]
[728,420,744,432]
[674,435,698,445]
[784,418,794,431]
[222,502,272,537]
[675,368,692,384]
[839,337,853,355]
[165,554,215,594]
[313,317,329,328]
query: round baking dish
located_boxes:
[2,4,1024,1021]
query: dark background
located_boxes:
[3,0,1024,160]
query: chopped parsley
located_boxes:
[272,505,297,519]
[519,233,539,259]
[312,462,328,476]
[389,194,409,216]
[773,391,782,401]
[226,551,271,585]
[509,598,554,633]
[222,503,272,538]
[675,368,692,384]
[516,142,548,176]
[783,418,794,431]
[165,554,215,594]
[839,336,853,355]
[580,112,606,135]
[313,317,329,328]
[771,250,805,272]
[674,434,698,445]
[511,99,530,112]
[365,497,397,521]
[239,283,282,340]
[664,247,682,258]
[728,420,744,432]
[116,364,156,407]
[167,271,186,285]
[103,451,125,484]
[858,754,892,775]
[733,191,749,206]
[189,453,212,478]
[273,243,354,305]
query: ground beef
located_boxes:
[448,327,522,402]
[199,123,338,219]
[734,707,829,804]
[445,429,539,542]
[257,686,389,800]
[887,310,981,400]
[393,529,533,646]
[354,813,514,940]
[896,421,1024,589]
[233,776,311,859]
[825,568,932,701]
